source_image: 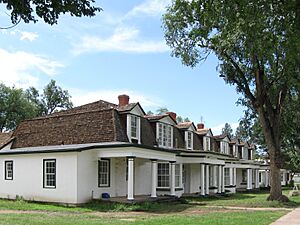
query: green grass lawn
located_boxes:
[185,188,300,208]
[0,211,287,225]
[0,189,297,224]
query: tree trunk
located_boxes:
[257,108,286,201]
[268,148,283,200]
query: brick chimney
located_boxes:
[197,123,204,129]
[118,94,129,107]
[166,112,177,121]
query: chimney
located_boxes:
[166,112,177,121]
[118,94,129,107]
[197,123,204,129]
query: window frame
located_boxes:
[157,163,170,188]
[185,131,193,150]
[130,115,138,139]
[127,114,141,144]
[4,160,13,180]
[157,123,173,149]
[43,159,56,189]
[98,158,110,188]
[175,164,181,188]
[204,136,210,151]
[224,168,230,185]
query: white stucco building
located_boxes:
[0,95,289,204]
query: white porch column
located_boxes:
[218,165,222,193]
[213,165,217,187]
[170,161,176,196]
[222,166,225,193]
[247,168,252,190]
[255,169,259,188]
[265,170,269,187]
[127,157,135,200]
[200,164,205,195]
[150,160,157,198]
[205,164,210,195]
[229,167,234,186]
[233,168,237,186]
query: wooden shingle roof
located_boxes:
[10,101,129,149]
[0,132,12,148]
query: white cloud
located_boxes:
[5,29,39,41]
[0,48,64,88]
[71,89,161,108]
[125,0,171,18]
[19,31,39,42]
[72,26,169,55]
[211,122,239,135]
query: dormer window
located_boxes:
[204,137,210,151]
[131,115,138,138]
[221,141,229,154]
[157,123,173,148]
[185,131,193,150]
[127,115,140,144]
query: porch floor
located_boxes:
[102,195,179,204]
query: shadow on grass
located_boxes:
[82,200,192,214]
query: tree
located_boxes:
[163,0,300,201]
[222,123,233,138]
[0,0,101,27]
[146,110,154,116]
[156,107,169,115]
[0,84,38,131]
[27,79,73,115]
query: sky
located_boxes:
[0,0,246,134]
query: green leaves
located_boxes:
[0,0,102,25]
[0,80,73,131]
[0,84,38,132]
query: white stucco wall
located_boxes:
[0,152,77,204]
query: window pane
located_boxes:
[131,116,137,138]
[44,160,56,188]
[98,160,110,187]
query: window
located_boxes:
[157,123,173,148]
[242,169,247,183]
[175,164,180,187]
[259,172,262,183]
[131,115,138,139]
[186,131,193,150]
[225,168,230,185]
[127,115,140,143]
[43,159,56,188]
[204,137,210,151]
[158,163,169,187]
[98,159,110,187]
[5,161,13,180]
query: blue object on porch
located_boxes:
[102,193,110,199]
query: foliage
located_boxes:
[156,107,169,115]
[27,79,73,115]
[0,0,101,26]
[163,0,300,200]
[146,110,154,115]
[0,80,73,131]
[176,116,191,123]
[221,123,233,138]
[0,84,38,132]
